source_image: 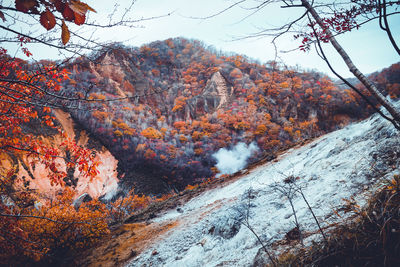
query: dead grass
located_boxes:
[274,175,400,266]
[72,220,179,267]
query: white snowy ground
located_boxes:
[127,110,400,267]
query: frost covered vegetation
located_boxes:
[60,38,400,193]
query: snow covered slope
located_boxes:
[127,110,400,267]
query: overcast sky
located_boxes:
[3,0,400,77]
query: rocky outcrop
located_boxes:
[185,72,233,118]
[73,193,92,210]
[1,109,120,201]
[203,71,232,110]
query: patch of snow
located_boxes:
[127,108,400,267]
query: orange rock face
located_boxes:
[2,109,119,201]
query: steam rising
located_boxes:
[213,142,259,177]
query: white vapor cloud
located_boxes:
[213,142,259,177]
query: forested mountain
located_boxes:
[2,0,399,264]
[369,62,400,98]
[2,38,399,266]
[60,38,383,194]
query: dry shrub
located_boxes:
[0,188,110,265]
[109,190,152,223]
[275,175,400,266]
[108,189,176,224]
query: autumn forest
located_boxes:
[64,38,400,193]
[1,0,400,265]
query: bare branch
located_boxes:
[181,0,247,20]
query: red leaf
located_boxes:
[61,20,70,45]
[54,0,65,13]
[74,12,85,25]
[0,11,6,22]
[15,0,38,13]
[40,10,56,31]
[69,0,96,15]
[62,4,75,22]
[21,47,32,57]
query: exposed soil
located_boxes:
[73,221,179,267]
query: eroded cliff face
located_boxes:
[185,71,234,118]
[0,110,119,200]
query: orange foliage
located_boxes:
[172,96,187,112]
[185,184,198,191]
[140,45,153,55]
[167,145,178,158]
[109,189,177,223]
[92,110,108,122]
[124,129,136,136]
[0,187,109,262]
[172,104,183,112]
[255,124,267,135]
[158,116,166,122]
[305,88,313,95]
[283,126,293,136]
[109,189,152,223]
[264,139,281,149]
[165,39,175,48]
[133,104,145,112]
[118,122,130,130]
[211,166,220,174]
[295,130,301,139]
[234,121,250,130]
[114,129,123,137]
[173,121,186,130]
[192,131,203,141]
[194,148,203,155]
[229,68,243,79]
[280,81,289,88]
[226,55,243,68]
[179,135,188,143]
[141,127,163,139]
[89,93,106,100]
[0,49,99,186]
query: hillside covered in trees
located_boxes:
[58,38,398,194]
[2,0,400,265]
